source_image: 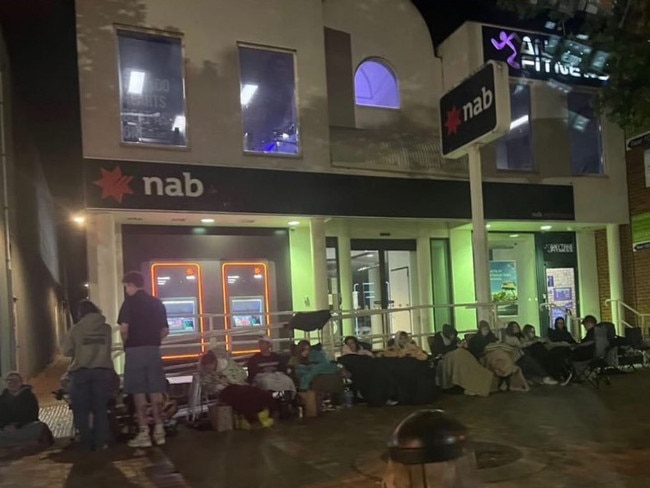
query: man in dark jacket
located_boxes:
[0,372,51,449]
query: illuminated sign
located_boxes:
[482,26,609,87]
[439,61,511,159]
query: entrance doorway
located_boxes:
[350,240,416,338]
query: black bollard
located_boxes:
[383,409,481,488]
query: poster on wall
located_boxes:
[632,212,650,251]
[490,261,518,316]
[545,267,577,327]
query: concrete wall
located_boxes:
[323,0,442,131]
[76,0,331,172]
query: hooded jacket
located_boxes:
[63,312,114,371]
[0,385,39,428]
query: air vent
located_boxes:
[239,219,255,224]
[126,217,143,221]
[170,218,186,222]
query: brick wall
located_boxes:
[595,229,611,322]
[627,148,650,316]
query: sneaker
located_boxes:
[128,430,152,448]
[153,425,166,446]
[385,399,399,406]
[257,409,274,428]
[542,376,559,386]
[464,390,478,396]
[560,371,573,386]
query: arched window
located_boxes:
[354,59,400,109]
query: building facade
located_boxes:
[75,0,628,359]
[0,20,70,378]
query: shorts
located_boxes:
[124,346,167,395]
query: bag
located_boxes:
[208,404,233,432]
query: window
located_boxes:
[117,30,187,146]
[238,46,299,155]
[568,92,603,175]
[496,83,533,171]
[354,59,400,109]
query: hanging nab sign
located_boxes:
[439,61,511,159]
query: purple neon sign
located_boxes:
[482,26,609,86]
[490,31,520,69]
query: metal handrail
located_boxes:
[605,299,650,335]
[109,300,518,373]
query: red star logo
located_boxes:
[444,106,463,135]
[93,166,134,203]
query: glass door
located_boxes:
[350,240,417,338]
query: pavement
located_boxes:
[3,363,650,486]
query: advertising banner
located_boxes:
[490,261,518,316]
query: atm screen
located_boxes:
[231,297,265,328]
[162,298,197,335]
[150,262,205,356]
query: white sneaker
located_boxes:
[153,425,166,446]
[542,376,559,386]
[560,371,573,386]
[128,430,152,448]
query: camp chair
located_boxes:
[572,323,614,388]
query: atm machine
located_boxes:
[149,262,205,359]
[222,261,271,354]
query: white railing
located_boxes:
[605,299,650,336]
[109,300,518,375]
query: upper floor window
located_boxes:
[568,91,603,175]
[238,45,299,156]
[354,59,400,109]
[117,29,187,147]
[496,83,533,171]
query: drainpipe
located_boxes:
[0,71,16,375]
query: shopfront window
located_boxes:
[117,30,187,146]
[238,45,299,155]
[496,84,533,171]
[488,233,539,326]
[568,91,603,175]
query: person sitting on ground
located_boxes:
[0,372,53,451]
[289,340,343,404]
[381,331,428,361]
[504,321,559,385]
[548,317,577,344]
[341,336,374,357]
[432,324,498,397]
[62,299,118,451]
[199,348,275,429]
[522,324,573,385]
[468,321,528,392]
[247,336,295,393]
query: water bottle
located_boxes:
[343,388,354,408]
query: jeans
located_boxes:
[69,368,114,449]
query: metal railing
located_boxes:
[604,299,650,336]
[109,300,518,374]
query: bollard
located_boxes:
[382,409,481,488]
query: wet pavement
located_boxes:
[2,367,650,486]
[162,369,650,488]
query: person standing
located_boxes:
[118,271,169,448]
[62,300,116,450]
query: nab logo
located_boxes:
[444,86,494,136]
[94,166,205,204]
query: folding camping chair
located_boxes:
[572,323,615,388]
[286,310,333,351]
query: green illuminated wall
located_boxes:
[449,228,477,328]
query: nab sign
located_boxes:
[439,61,511,159]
